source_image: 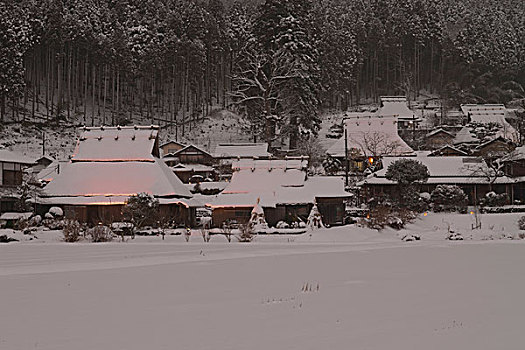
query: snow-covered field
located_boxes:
[1,213,525,350]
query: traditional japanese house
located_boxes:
[163,144,214,167]
[208,159,350,227]
[377,96,422,129]
[461,104,518,142]
[425,128,455,150]
[359,153,514,205]
[159,140,186,156]
[0,150,35,213]
[38,126,194,225]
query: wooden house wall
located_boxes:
[317,197,345,225]
[425,133,454,149]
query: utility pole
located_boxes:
[344,127,349,188]
[42,131,45,156]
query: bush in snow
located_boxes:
[48,207,64,217]
[122,193,160,238]
[28,215,42,227]
[480,191,509,207]
[275,221,289,229]
[518,216,525,231]
[447,232,464,241]
[236,224,254,242]
[307,203,324,230]
[87,225,113,242]
[63,219,83,242]
[431,185,468,212]
[322,155,342,175]
[402,233,421,242]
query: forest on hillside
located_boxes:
[1,0,524,146]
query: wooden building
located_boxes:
[159,140,186,156]
[38,126,195,226]
[0,151,35,213]
[208,159,350,227]
[425,128,455,150]
[359,153,514,205]
[163,145,214,166]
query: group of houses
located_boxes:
[1,97,523,228]
[327,99,524,205]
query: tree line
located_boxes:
[1,0,524,146]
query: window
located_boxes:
[2,170,22,186]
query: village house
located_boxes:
[326,115,414,172]
[461,104,518,142]
[37,126,195,225]
[171,163,216,183]
[377,96,422,129]
[213,143,271,163]
[0,150,36,213]
[472,136,515,162]
[207,159,350,227]
[359,153,515,205]
[428,145,469,157]
[425,128,455,150]
[159,140,186,156]
[163,144,214,166]
[453,126,479,147]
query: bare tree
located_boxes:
[351,131,403,161]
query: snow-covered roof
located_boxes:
[426,128,454,138]
[326,116,414,157]
[428,145,468,157]
[461,104,518,141]
[0,212,33,221]
[213,143,271,158]
[171,163,215,172]
[0,150,36,165]
[360,154,514,186]
[72,125,159,162]
[208,160,349,208]
[42,158,191,201]
[170,144,213,158]
[502,146,525,162]
[159,139,185,148]
[453,127,478,145]
[377,96,417,120]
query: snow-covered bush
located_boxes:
[402,233,421,242]
[447,232,464,241]
[48,207,64,217]
[480,191,509,207]
[63,220,82,242]
[87,225,113,242]
[276,221,289,229]
[28,215,42,227]
[518,216,525,231]
[236,224,254,242]
[431,185,467,212]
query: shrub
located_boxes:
[63,220,82,242]
[236,224,254,242]
[87,225,113,242]
[518,216,525,230]
[431,185,468,212]
[481,191,509,207]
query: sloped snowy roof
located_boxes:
[0,150,36,165]
[502,146,525,162]
[171,144,213,158]
[428,145,468,157]
[209,159,349,208]
[360,154,514,185]
[453,127,478,145]
[213,143,271,158]
[461,104,518,141]
[171,163,215,172]
[159,139,185,148]
[41,158,192,201]
[377,96,417,120]
[326,116,414,157]
[72,125,159,162]
[426,128,454,138]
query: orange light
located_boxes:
[470,211,474,215]
[423,212,428,216]
[368,157,374,164]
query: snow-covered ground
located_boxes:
[1,212,524,349]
